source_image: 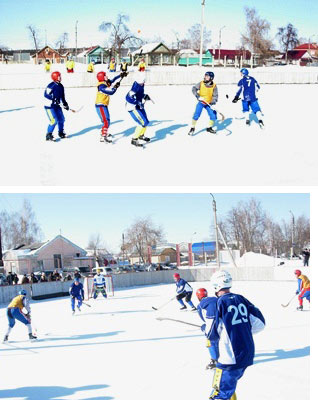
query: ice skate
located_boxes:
[191,306,197,311]
[139,135,150,142]
[188,127,195,136]
[246,120,250,126]
[58,131,66,139]
[46,133,54,141]
[180,305,187,310]
[258,119,264,129]
[3,335,8,343]
[131,138,144,147]
[77,306,81,312]
[29,333,37,341]
[206,359,217,370]
[206,127,217,134]
[297,305,303,311]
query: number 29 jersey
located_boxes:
[207,292,265,370]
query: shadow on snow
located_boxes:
[254,346,310,365]
[0,106,35,114]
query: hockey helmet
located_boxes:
[294,269,301,276]
[240,68,249,76]
[97,268,102,273]
[173,273,180,281]
[19,289,27,296]
[196,288,208,301]
[74,277,80,283]
[204,71,214,81]
[97,71,107,82]
[211,270,232,292]
[51,71,61,82]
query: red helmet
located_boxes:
[97,71,107,82]
[51,71,61,82]
[196,288,208,301]
[294,269,301,276]
[173,273,180,280]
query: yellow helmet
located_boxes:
[97,268,101,273]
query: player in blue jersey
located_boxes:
[44,71,69,141]
[196,288,219,369]
[207,270,265,400]
[69,278,84,315]
[232,68,264,128]
[93,269,107,299]
[126,72,152,147]
[173,273,196,311]
[3,289,37,342]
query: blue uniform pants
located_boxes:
[128,108,149,127]
[209,367,246,399]
[45,106,65,133]
[93,286,107,299]
[7,308,30,328]
[71,295,83,311]
[242,100,261,114]
[96,105,110,136]
[193,102,217,121]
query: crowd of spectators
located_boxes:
[0,269,82,286]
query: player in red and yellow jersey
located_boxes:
[294,269,310,311]
[188,71,219,135]
[3,290,37,342]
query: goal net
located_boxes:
[83,275,115,300]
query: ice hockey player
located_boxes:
[196,288,219,370]
[188,71,218,135]
[44,71,69,141]
[69,278,84,315]
[138,58,146,72]
[173,273,196,311]
[207,270,265,400]
[126,72,152,147]
[44,59,51,73]
[87,61,95,73]
[120,59,129,73]
[109,57,116,72]
[93,268,107,299]
[3,289,37,342]
[95,70,121,143]
[294,269,310,310]
[66,58,74,73]
[232,68,264,128]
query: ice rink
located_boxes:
[0,280,310,400]
[0,83,317,186]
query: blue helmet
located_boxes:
[74,277,80,282]
[204,71,214,81]
[240,68,249,76]
[19,289,27,296]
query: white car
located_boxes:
[92,267,113,275]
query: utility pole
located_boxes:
[122,233,125,265]
[199,0,206,67]
[218,26,225,63]
[75,20,78,59]
[210,194,220,268]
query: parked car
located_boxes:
[92,267,113,275]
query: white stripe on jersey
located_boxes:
[217,319,236,365]
[94,274,106,287]
[250,313,265,334]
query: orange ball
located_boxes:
[137,29,141,33]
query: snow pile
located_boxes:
[237,252,305,268]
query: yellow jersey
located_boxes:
[199,81,216,104]
[95,81,110,106]
[8,295,24,309]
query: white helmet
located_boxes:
[211,270,232,292]
[135,72,146,84]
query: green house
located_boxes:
[178,50,213,66]
[77,46,109,64]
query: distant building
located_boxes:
[207,49,251,66]
[3,235,95,275]
[76,45,109,64]
[129,247,177,264]
[131,42,175,66]
[32,46,67,64]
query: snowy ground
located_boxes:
[0,83,317,186]
[0,280,310,400]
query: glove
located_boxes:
[136,101,144,110]
[120,71,128,78]
[144,94,151,101]
[64,104,69,111]
[114,82,120,89]
[201,324,206,333]
[232,95,240,103]
[296,290,300,295]
[106,79,112,87]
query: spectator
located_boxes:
[302,248,310,266]
[0,274,8,286]
[156,264,163,271]
[53,269,61,281]
[40,272,48,282]
[7,272,13,285]
[30,273,38,283]
[74,268,82,279]
[48,272,55,282]
[13,273,19,285]
[21,274,30,284]
[64,273,72,281]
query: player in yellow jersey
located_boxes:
[3,289,37,342]
[294,269,310,311]
[188,71,219,135]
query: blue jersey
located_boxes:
[126,81,145,105]
[69,282,84,298]
[175,278,193,294]
[197,296,218,328]
[44,81,68,109]
[207,292,265,370]
[236,76,260,102]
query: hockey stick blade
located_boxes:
[82,301,91,307]
[152,306,158,310]
[156,317,201,328]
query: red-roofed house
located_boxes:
[285,49,314,65]
[207,49,251,66]
[293,43,318,57]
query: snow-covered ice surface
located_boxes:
[0,82,317,186]
[0,280,309,400]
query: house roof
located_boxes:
[287,50,311,60]
[131,42,171,56]
[207,49,251,59]
[32,46,62,57]
[294,43,318,50]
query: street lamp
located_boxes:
[210,194,220,267]
[75,20,78,59]
[218,26,226,64]
[199,0,206,67]
[289,210,295,258]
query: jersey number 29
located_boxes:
[228,304,248,325]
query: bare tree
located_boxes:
[276,23,299,63]
[178,24,211,50]
[241,7,273,57]
[99,14,142,58]
[26,25,41,51]
[55,32,69,52]
[0,199,43,249]
[124,217,164,263]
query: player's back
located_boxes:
[240,76,258,102]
